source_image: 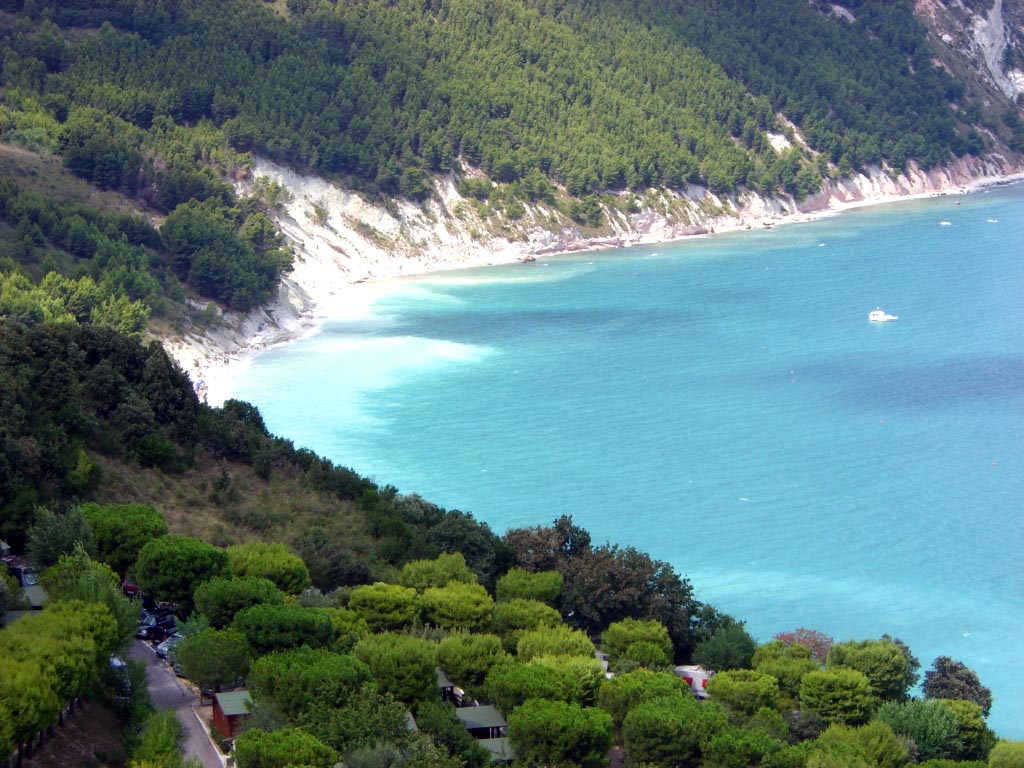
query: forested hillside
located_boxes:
[0,0,1018,330]
[2,320,728,655]
[2,0,1019,206]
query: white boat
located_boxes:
[868,308,898,322]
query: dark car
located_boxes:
[136,610,176,641]
[122,580,141,600]
[201,676,245,698]
[5,561,38,587]
[141,623,177,644]
[138,607,175,625]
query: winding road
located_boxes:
[128,640,225,768]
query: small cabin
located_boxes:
[478,737,514,764]
[454,705,507,739]
[212,690,252,740]
[437,667,465,707]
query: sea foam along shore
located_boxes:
[158,153,1024,406]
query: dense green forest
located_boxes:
[0,156,292,315]
[1,0,1017,204]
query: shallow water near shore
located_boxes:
[234,184,1024,736]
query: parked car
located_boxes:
[143,606,175,621]
[4,558,47,609]
[136,610,176,641]
[5,561,38,587]
[141,623,177,644]
[156,633,183,659]
[138,607,173,624]
[201,676,246,698]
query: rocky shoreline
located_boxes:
[157,154,1024,405]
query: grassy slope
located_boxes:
[94,451,379,567]
[0,143,149,212]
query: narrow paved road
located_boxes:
[128,640,224,768]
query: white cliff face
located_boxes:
[973,0,1024,101]
[159,152,1023,388]
[802,154,1022,209]
[252,160,498,292]
[919,0,1024,101]
[244,153,1020,297]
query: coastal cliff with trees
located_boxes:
[2,0,1023,371]
[2,0,1024,765]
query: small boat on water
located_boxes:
[868,308,898,322]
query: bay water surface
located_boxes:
[233,184,1024,736]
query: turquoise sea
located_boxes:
[233,184,1024,737]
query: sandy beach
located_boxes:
[175,160,1024,407]
[188,276,412,406]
